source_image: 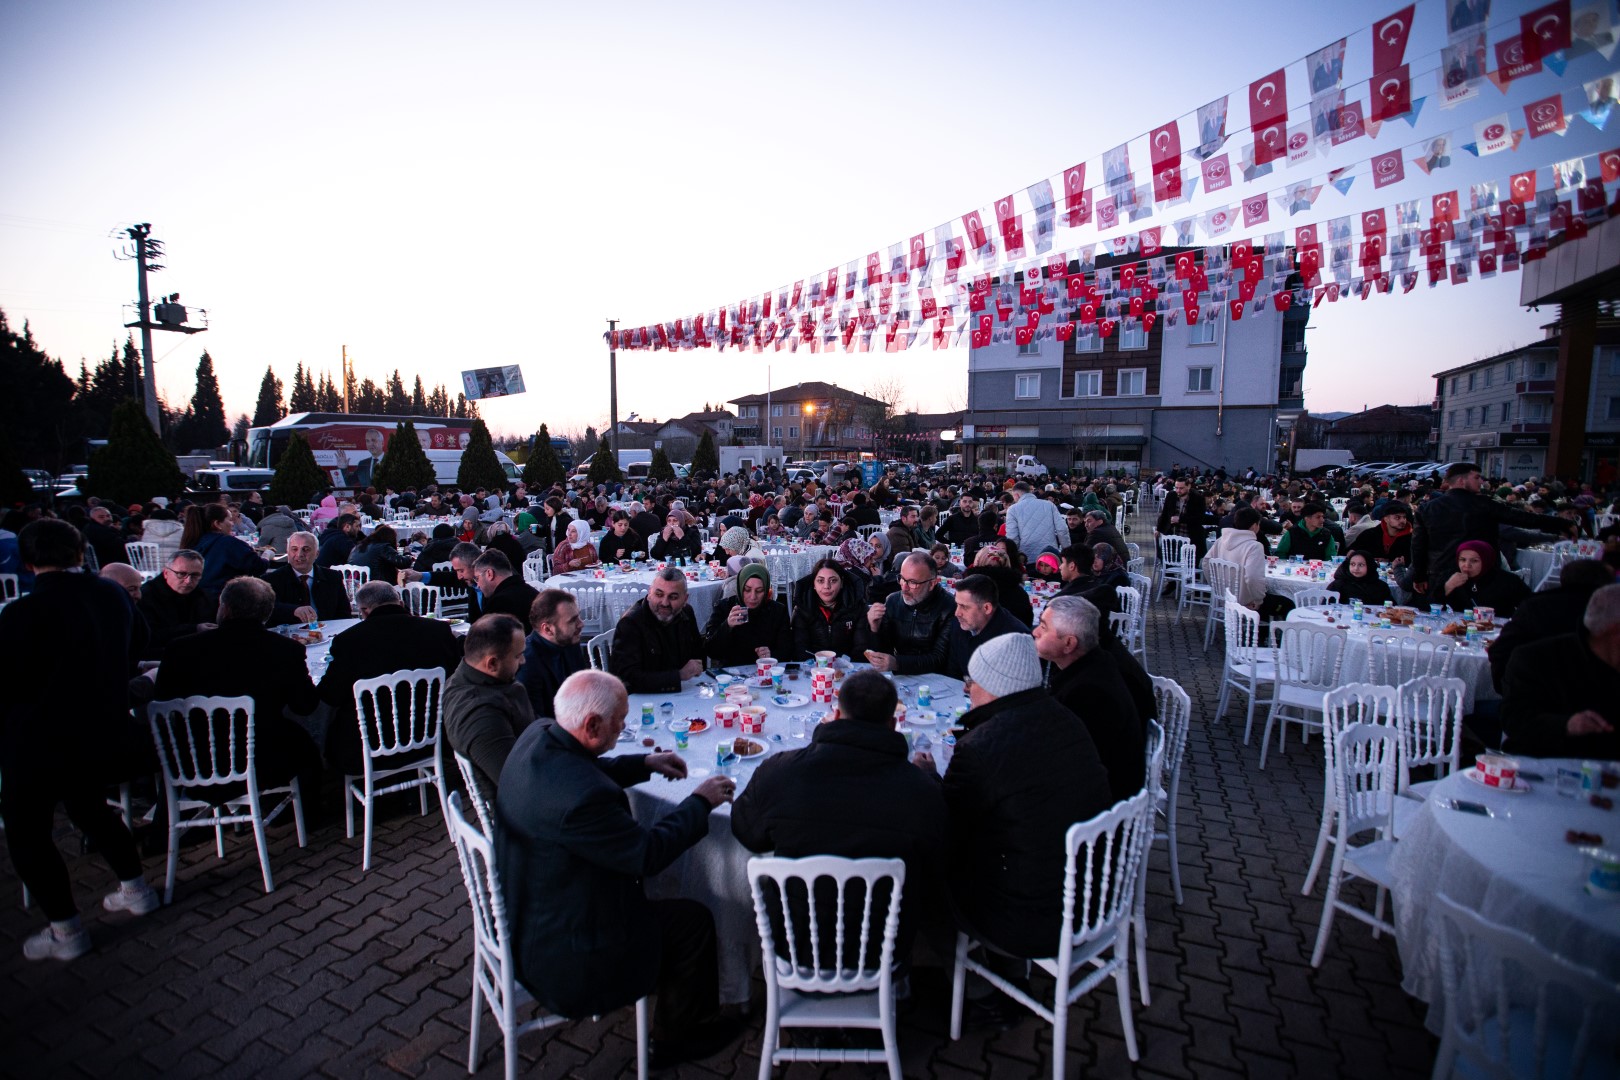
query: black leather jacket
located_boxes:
[853,583,955,675]
[1410,489,1566,587]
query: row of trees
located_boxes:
[262,363,479,424]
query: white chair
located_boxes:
[1113,585,1146,667]
[1431,893,1620,1080]
[1217,596,1275,739]
[453,750,496,841]
[125,541,162,580]
[445,792,649,1080]
[0,572,18,609]
[748,855,906,1080]
[292,509,313,527]
[1125,543,1142,563]
[1174,545,1212,620]
[1200,559,1243,653]
[1125,556,1145,577]
[855,524,882,540]
[345,667,448,871]
[148,695,307,905]
[332,563,371,614]
[1154,534,1192,602]
[586,628,615,671]
[1302,683,1398,899]
[1395,676,1467,795]
[521,551,549,587]
[1290,587,1340,610]
[1310,724,1400,967]
[1131,720,1167,1007]
[568,580,608,636]
[1147,676,1192,907]
[400,582,442,619]
[949,789,1155,1078]
[1258,624,1347,769]
[1366,635,1454,686]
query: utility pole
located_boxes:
[607,318,619,456]
[342,345,351,413]
[128,224,160,430]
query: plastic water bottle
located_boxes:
[917,684,932,709]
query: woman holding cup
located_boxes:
[702,563,796,666]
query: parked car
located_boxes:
[1349,462,1399,478]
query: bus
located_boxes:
[244,413,518,491]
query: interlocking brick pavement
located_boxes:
[0,561,1439,1078]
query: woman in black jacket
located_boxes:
[1441,540,1531,617]
[597,512,645,564]
[703,563,797,665]
[791,558,866,658]
[969,546,1035,627]
[348,524,414,586]
[1329,551,1394,605]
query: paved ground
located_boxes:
[0,551,1439,1079]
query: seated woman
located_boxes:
[597,511,645,564]
[833,532,882,593]
[348,524,414,586]
[1329,550,1393,605]
[703,563,795,665]
[970,546,1034,627]
[791,558,865,658]
[804,511,840,547]
[184,503,269,594]
[648,503,703,561]
[707,526,760,576]
[551,518,600,573]
[1441,540,1531,617]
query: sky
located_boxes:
[1,0,1610,441]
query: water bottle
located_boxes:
[940,734,957,769]
[913,732,932,756]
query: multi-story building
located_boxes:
[962,255,1308,476]
[728,381,887,457]
[615,409,736,462]
[1432,321,1620,483]
[1321,405,1435,464]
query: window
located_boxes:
[1467,372,1476,392]
[1531,360,1549,378]
[1609,352,1620,377]
[1188,318,1217,345]
[1017,340,1041,356]
[1450,376,1459,395]
[787,426,798,439]
[1015,373,1041,399]
[1465,406,1477,427]
[1447,409,1457,428]
[771,404,784,417]
[771,426,782,440]
[1073,370,1101,397]
[1187,366,1214,393]
[1523,402,1551,422]
[1499,402,1511,423]
[1119,324,1147,350]
[1482,367,1492,388]
[842,425,855,438]
[1118,369,1147,396]
[744,405,759,418]
[1072,331,1102,353]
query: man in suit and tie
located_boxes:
[339,428,387,490]
[266,531,352,626]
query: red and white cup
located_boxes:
[739,706,767,734]
[756,657,778,678]
[714,704,740,729]
[1476,754,1519,789]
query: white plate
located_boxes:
[1462,767,1529,794]
[730,739,770,760]
[905,709,939,726]
[770,694,810,708]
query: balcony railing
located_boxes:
[1515,379,1556,395]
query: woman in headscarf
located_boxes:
[1440,539,1530,616]
[1329,550,1393,605]
[702,562,796,665]
[483,519,530,572]
[791,557,865,658]
[551,518,600,573]
[833,532,882,593]
[708,525,760,575]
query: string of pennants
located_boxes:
[610,0,1619,355]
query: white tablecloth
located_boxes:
[543,568,733,628]
[603,666,965,1003]
[1516,546,1558,588]
[1264,563,1341,600]
[1388,759,1620,1032]
[1284,606,1498,708]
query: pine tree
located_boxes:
[457,418,509,490]
[385,370,409,415]
[370,420,436,492]
[692,429,719,476]
[232,414,252,442]
[0,308,79,469]
[317,372,342,412]
[84,398,187,505]
[355,377,382,414]
[410,375,427,414]
[266,430,328,507]
[0,433,32,509]
[453,393,470,419]
[586,436,623,485]
[522,423,565,488]
[427,384,450,416]
[647,447,675,482]
[252,366,284,426]
[343,365,358,413]
[183,350,229,450]
[289,362,315,411]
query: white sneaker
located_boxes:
[103,881,161,916]
[23,925,91,961]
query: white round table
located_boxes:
[1263,560,1350,600]
[1388,759,1620,1031]
[1284,605,1498,708]
[1516,546,1558,589]
[543,567,733,628]
[602,665,964,1004]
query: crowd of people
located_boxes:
[2,453,1618,1064]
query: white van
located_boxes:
[1013,455,1049,478]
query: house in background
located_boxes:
[1321,405,1434,464]
[729,381,887,457]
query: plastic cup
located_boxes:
[669,719,690,751]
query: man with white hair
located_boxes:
[1003,482,1070,558]
[1501,582,1620,760]
[265,530,350,625]
[609,567,705,692]
[497,670,742,1067]
[1032,596,1144,802]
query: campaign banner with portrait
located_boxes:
[461,365,527,401]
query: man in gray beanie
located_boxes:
[921,631,1113,967]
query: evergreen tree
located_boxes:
[456,418,509,490]
[385,370,409,415]
[692,429,720,476]
[355,377,382,414]
[0,433,32,510]
[84,398,186,505]
[0,309,79,470]
[586,436,623,485]
[410,375,427,414]
[647,447,675,482]
[252,366,284,426]
[427,384,450,416]
[453,393,470,419]
[232,414,252,442]
[522,423,565,488]
[266,430,327,508]
[343,365,358,413]
[316,372,342,412]
[289,361,316,411]
[370,420,436,492]
[182,350,229,450]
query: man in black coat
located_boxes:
[518,589,590,720]
[497,670,740,1066]
[265,530,352,626]
[412,523,459,572]
[1500,584,1620,761]
[84,505,129,570]
[942,574,1030,679]
[1035,596,1144,802]
[855,553,956,674]
[1157,477,1210,563]
[319,580,464,776]
[732,670,946,965]
[608,569,706,693]
[1488,559,1615,691]
[137,548,216,660]
[471,549,539,633]
[153,577,321,789]
[316,514,363,568]
[1410,463,1570,599]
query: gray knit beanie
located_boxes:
[967,632,1042,698]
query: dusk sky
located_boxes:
[2,0,1608,438]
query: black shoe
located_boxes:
[649,1015,746,1069]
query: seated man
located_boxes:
[137,548,216,659]
[412,523,459,572]
[315,513,362,568]
[1347,502,1412,566]
[608,567,706,693]
[1082,510,1127,561]
[1054,542,1097,598]
[1489,559,1615,691]
[1501,583,1620,760]
[470,549,540,633]
[732,669,946,966]
[854,552,955,675]
[702,563,795,666]
[944,573,1030,679]
[153,577,321,791]
[518,589,590,719]
[497,670,740,1067]
[1033,596,1144,802]
[319,580,464,777]
[929,632,1113,960]
[256,505,302,556]
[443,614,535,792]
[1274,502,1337,559]
[265,530,351,626]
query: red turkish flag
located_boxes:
[1067,275,1086,299]
[1099,319,1116,339]
[1253,122,1287,166]
[1578,180,1607,213]
[909,234,929,273]
[1524,94,1567,138]
[1521,0,1572,64]
[1371,149,1405,189]
[1602,150,1620,184]
[1121,265,1138,291]
[1056,322,1076,341]
[995,194,1022,248]
[1361,208,1387,240]
[1175,252,1196,280]
[1433,190,1459,223]
[970,331,988,349]
[1239,279,1256,301]
[1273,292,1292,312]
[1501,200,1526,228]
[1129,296,1145,317]
[1509,171,1536,205]
[961,210,990,251]
[1370,66,1411,122]
[1080,302,1097,325]
[1233,239,1251,264]
[1230,300,1245,321]
[1143,312,1156,333]
[1062,164,1088,226]
[1372,5,1415,75]
[1249,68,1287,132]
[1015,326,1035,346]
[1149,122,1182,200]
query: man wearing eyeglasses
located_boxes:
[136,549,216,660]
[856,553,954,674]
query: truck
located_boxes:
[1013,454,1049,478]
[1292,449,1356,473]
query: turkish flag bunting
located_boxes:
[1080,303,1097,324]
[969,291,986,312]
[1150,122,1183,200]
[1067,275,1087,299]
[1371,149,1405,189]
[1144,313,1157,332]
[1521,0,1572,64]
[909,235,929,272]
[1062,164,1088,226]
[1099,319,1116,339]
[1361,208,1387,239]
[962,210,990,251]
[1509,170,1537,204]
[977,315,992,336]
[971,331,988,349]
[1273,292,1293,312]
[1015,326,1035,346]
[1501,200,1526,227]
[1239,279,1256,301]
[1578,180,1607,213]
[1056,322,1076,341]
[1233,240,1252,264]
[1129,296,1145,317]
[1253,122,1287,166]
[1372,6,1414,76]
[995,194,1023,253]
[1370,66,1411,122]
[1249,68,1287,132]
[1175,252,1196,280]
[1602,150,1620,184]
[1121,265,1137,291]
[1230,300,1245,321]
[1568,215,1589,239]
